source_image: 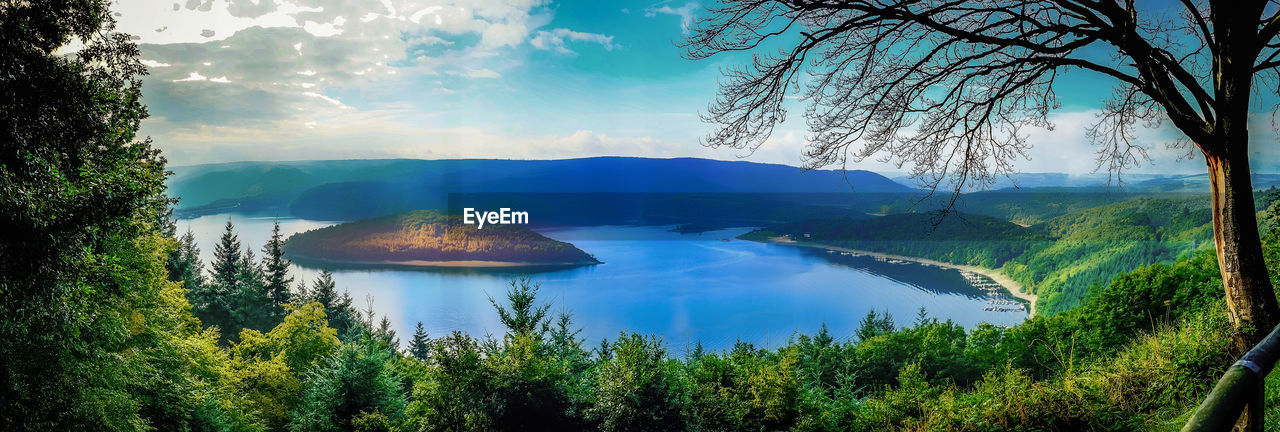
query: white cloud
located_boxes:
[173,71,208,82]
[530,28,620,55]
[644,2,699,34]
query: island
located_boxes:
[283,210,600,269]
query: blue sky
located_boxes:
[112,0,1276,174]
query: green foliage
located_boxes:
[226,302,341,430]
[290,337,408,432]
[590,332,685,432]
[489,277,552,339]
[1005,197,1213,313]
[170,228,208,294]
[262,219,294,317]
[756,197,1216,315]
[408,322,430,362]
[307,270,359,340]
[855,309,896,342]
[758,211,1050,269]
[0,1,178,428]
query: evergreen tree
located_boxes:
[550,312,584,356]
[168,228,206,293]
[914,306,931,327]
[210,220,242,290]
[261,219,293,314]
[188,220,244,334]
[310,270,358,340]
[332,290,358,341]
[854,309,895,342]
[289,337,407,432]
[596,338,612,361]
[293,278,310,303]
[408,322,430,361]
[231,246,271,334]
[310,270,337,307]
[489,278,552,339]
[813,322,835,347]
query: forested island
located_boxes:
[283,210,599,268]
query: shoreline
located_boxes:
[762,236,1038,317]
[285,253,601,270]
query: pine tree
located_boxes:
[488,278,551,339]
[375,316,399,350]
[232,246,271,334]
[550,312,583,355]
[210,220,242,290]
[854,309,895,342]
[913,306,930,327]
[293,278,310,303]
[169,228,206,293]
[408,322,430,361]
[191,220,244,334]
[261,219,293,313]
[331,290,357,341]
[310,270,337,307]
[813,322,834,348]
[309,270,357,340]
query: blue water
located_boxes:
[179,214,1028,353]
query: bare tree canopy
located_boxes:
[684,0,1280,352]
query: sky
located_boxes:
[111,0,1279,175]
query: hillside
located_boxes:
[1004,196,1215,313]
[747,196,1219,315]
[743,212,1052,269]
[283,210,600,268]
[167,157,916,220]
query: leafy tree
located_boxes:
[291,337,408,432]
[408,331,495,431]
[589,332,683,432]
[0,1,174,428]
[262,219,294,317]
[408,322,430,362]
[229,301,341,430]
[685,0,1280,350]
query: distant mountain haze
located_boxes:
[167,157,915,220]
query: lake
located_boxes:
[179,213,1028,353]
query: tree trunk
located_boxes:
[1207,148,1280,350]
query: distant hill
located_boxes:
[743,212,1052,269]
[890,172,1280,193]
[283,210,599,269]
[751,195,1220,315]
[167,157,915,220]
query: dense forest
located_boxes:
[5,1,1280,431]
[282,210,599,267]
[20,211,1262,431]
[750,195,1223,314]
